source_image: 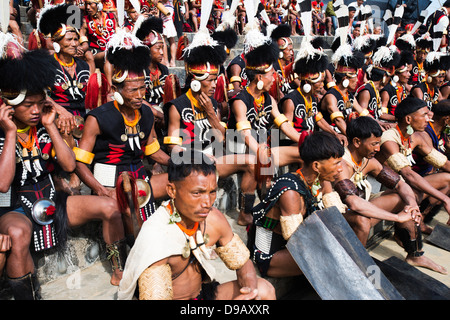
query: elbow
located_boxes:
[0,184,10,193]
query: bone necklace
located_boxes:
[166,201,210,261]
[114,101,143,151]
[16,126,43,175]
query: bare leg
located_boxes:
[266,248,303,278]
[0,212,34,279]
[216,154,257,226]
[66,195,125,285]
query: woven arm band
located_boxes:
[215,233,250,270]
[322,191,346,214]
[334,179,358,201]
[424,148,447,169]
[376,165,401,189]
[138,264,173,300]
[280,213,303,240]
[386,153,410,172]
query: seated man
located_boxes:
[377,97,450,274]
[332,117,443,273]
[118,149,276,300]
[247,131,345,278]
[0,46,125,299]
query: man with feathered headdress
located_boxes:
[279,38,338,141]
[380,50,414,119]
[228,1,302,224]
[74,30,171,274]
[411,34,433,85]
[320,43,365,136]
[411,51,450,109]
[356,45,400,128]
[0,33,131,298]
[270,23,294,98]
[134,15,171,108]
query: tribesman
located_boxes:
[355,45,400,129]
[0,36,125,298]
[410,35,432,86]
[270,23,295,99]
[247,131,345,278]
[411,51,450,109]
[330,116,422,251]
[74,31,171,269]
[227,15,302,206]
[319,43,366,138]
[117,149,276,300]
[376,97,450,252]
[37,3,97,194]
[380,50,414,119]
[279,38,338,141]
[163,7,258,227]
[79,0,117,69]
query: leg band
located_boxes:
[239,192,256,214]
[394,224,424,257]
[106,238,128,272]
[7,272,41,300]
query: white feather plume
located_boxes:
[331,43,353,66]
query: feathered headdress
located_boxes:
[352,34,377,58]
[294,38,328,80]
[134,15,164,47]
[424,51,450,74]
[243,0,279,73]
[395,33,416,52]
[183,0,227,81]
[369,45,400,77]
[106,29,151,84]
[331,43,365,75]
[0,47,56,105]
[37,3,80,41]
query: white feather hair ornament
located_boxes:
[331,43,353,66]
[371,45,395,67]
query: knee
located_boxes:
[349,213,372,233]
[257,278,276,300]
[101,200,122,222]
[7,224,32,250]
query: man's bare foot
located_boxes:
[110,269,123,286]
[237,211,253,226]
[406,254,448,275]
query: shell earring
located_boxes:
[257,80,264,91]
[114,92,124,105]
[53,42,60,53]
